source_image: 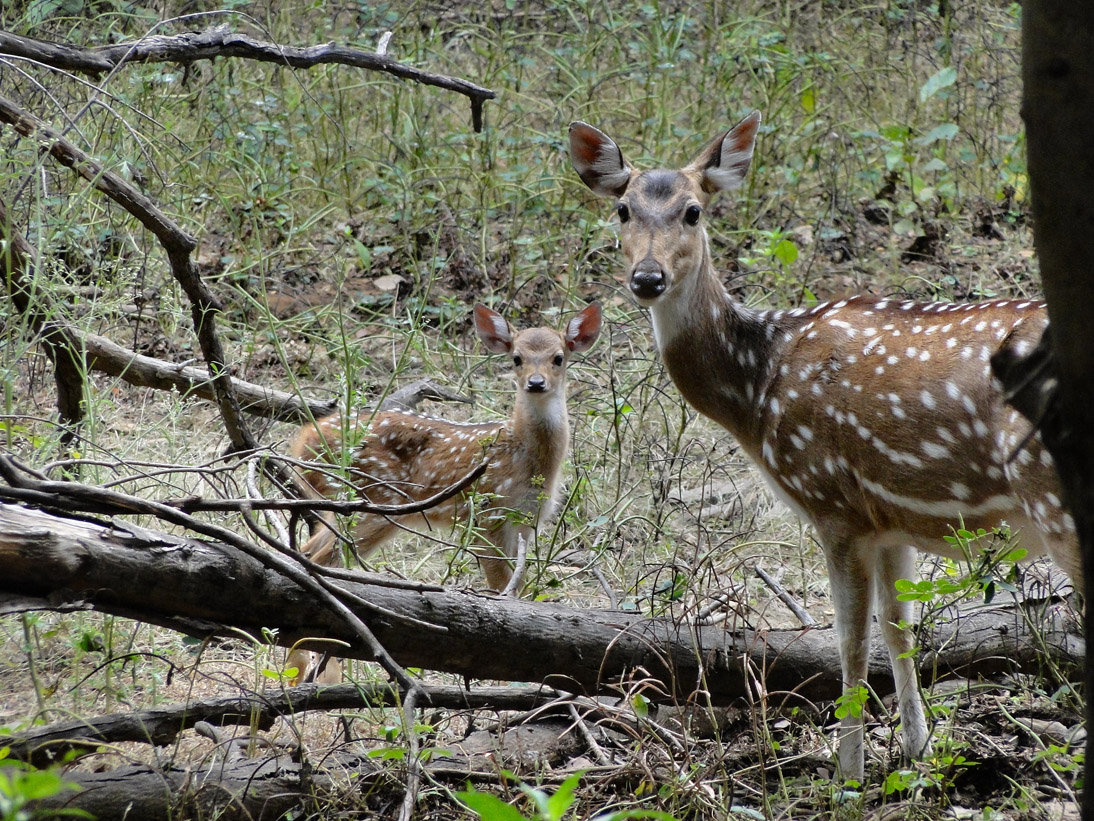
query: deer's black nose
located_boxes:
[526,374,547,393]
[630,260,666,300]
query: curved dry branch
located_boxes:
[0,25,495,131]
[0,93,256,448]
[168,459,487,515]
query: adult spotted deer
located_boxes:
[569,112,1079,779]
[286,302,601,682]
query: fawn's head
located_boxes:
[473,303,602,399]
[568,112,761,306]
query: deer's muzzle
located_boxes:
[630,262,666,301]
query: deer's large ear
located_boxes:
[565,303,603,353]
[685,111,761,195]
[474,304,514,354]
[568,122,632,198]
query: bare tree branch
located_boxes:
[0,25,496,131]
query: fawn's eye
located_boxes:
[553,353,564,366]
[617,203,630,223]
[513,355,523,367]
[684,204,702,226]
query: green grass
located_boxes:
[0,1,1079,819]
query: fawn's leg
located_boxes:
[471,521,534,592]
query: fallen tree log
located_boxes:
[0,502,1082,709]
[29,719,585,821]
[6,681,569,766]
[1,500,1084,819]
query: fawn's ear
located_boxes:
[569,122,632,198]
[684,110,761,195]
[565,303,602,353]
[474,304,514,354]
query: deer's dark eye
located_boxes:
[513,355,523,367]
[553,353,564,366]
[684,205,702,226]
[617,203,630,223]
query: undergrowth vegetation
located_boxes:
[0,1,1082,818]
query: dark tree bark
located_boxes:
[1020,5,1094,817]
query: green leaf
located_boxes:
[920,66,957,101]
[544,771,583,820]
[800,86,816,114]
[457,789,528,821]
[367,747,406,761]
[834,686,868,719]
[893,218,917,236]
[352,239,373,270]
[518,782,551,817]
[773,238,798,266]
[729,807,767,819]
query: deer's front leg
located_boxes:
[824,536,877,782]
[875,543,930,760]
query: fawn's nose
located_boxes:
[526,374,548,393]
[630,259,667,300]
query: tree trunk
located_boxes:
[1021,5,1094,817]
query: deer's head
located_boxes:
[569,112,761,306]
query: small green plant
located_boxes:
[834,685,869,722]
[894,526,1026,607]
[0,748,90,821]
[458,771,677,821]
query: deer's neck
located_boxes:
[651,247,783,457]
[511,390,570,483]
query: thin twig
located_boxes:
[167,459,488,515]
[567,703,613,766]
[754,565,816,628]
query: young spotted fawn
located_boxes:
[569,112,1078,779]
[287,302,601,682]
